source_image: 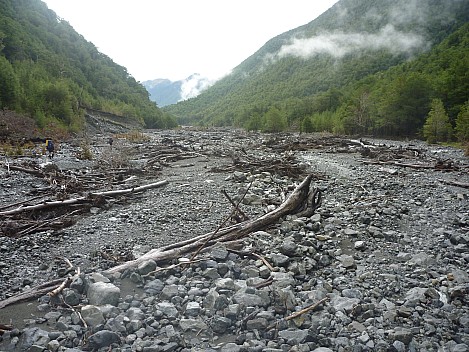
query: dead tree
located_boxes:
[0,180,169,216]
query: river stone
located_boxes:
[331,296,360,313]
[389,327,413,345]
[179,318,208,331]
[278,329,310,344]
[185,301,201,316]
[87,281,120,306]
[270,253,290,266]
[156,302,178,318]
[144,278,164,294]
[232,290,270,307]
[81,305,105,326]
[87,330,120,350]
[338,254,356,269]
[19,327,50,351]
[280,239,298,256]
[211,315,232,333]
[137,259,157,276]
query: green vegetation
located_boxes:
[455,100,469,142]
[164,0,469,143]
[0,0,177,136]
[423,99,452,143]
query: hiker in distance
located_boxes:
[45,139,55,159]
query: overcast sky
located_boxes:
[42,0,339,82]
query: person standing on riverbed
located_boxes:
[45,138,55,159]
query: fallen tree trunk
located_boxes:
[3,164,43,176]
[0,278,65,309]
[0,180,169,216]
[439,179,469,189]
[104,173,320,274]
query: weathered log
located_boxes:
[266,297,329,331]
[0,278,65,309]
[104,174,320,274]
[363,159,460,171]
[0,195,44,211]
[0,180,168,216]
[363,160,433,169]
[3,164,43,176]
[439,179,469,189]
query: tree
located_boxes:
[342,91,373,135]
[262,107,287,133]
[423,99,452,143]
[245,112,263,131]
[0,56,19,109]
[455,99,469,142]
[375,73,433,137]
[301,116,314,133]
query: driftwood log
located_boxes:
[362,159,460,171]
[439,179,469,189]
[0,180,168,216]
[0,278,65,309]
[104,173,320,275]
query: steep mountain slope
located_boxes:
[164,0,469,130]
[0,0,176,133]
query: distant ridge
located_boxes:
[143,74,214,107]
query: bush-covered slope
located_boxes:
[0,0,176,133]
[331,22,469,138]
[164,0,469,137]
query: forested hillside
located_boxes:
[164,0,469,141]
[0,0,176,137]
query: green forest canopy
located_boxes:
[164,0,469,141]
[0,0,177,135]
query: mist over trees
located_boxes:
[164,0,469,144]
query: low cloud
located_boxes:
[179,74,214,101]
[275,24,427,60]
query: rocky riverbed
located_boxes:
[0,129,468,352]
